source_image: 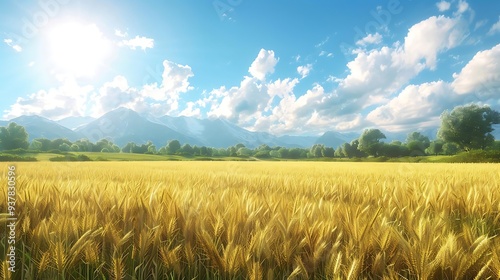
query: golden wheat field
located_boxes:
[1,162,500,280]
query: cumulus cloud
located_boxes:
[335,14,467,108]
[487,16,500,35]
[452,44,500,98]
[180,101,202,118]
[403,15,467,69]
[120,35,154,50]
[141,60,194,101]
[366,81,456,131]
[436,1,451,12]
[4,78,93,119]
[3,38,22,52]
[297,64,313,79]
[356,33,383,46]
[248,49,278,81]
[207,76,270,124]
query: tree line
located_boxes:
[0,104,499,159]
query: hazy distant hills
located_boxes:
[8,115,84,142]
[56,116,96,130]
[5,107,496,149]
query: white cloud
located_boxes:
[336,15,467,107]
[487,16,500,35]
[91,76,139,117]
[474,19,487,31]
[356,33,383,46]
[115,29,128,38]
[4,78,93,120]
[436,1,451,12]
[179,101,201,118]
[248,49,278,81]
[452,44,500,98]
[6,59,196,120]
[315,37,329,48]
[403,15,467,69]
[319,51,334,57]
[137,60,194,115]
[267,78,299,99]
[207,76,270,124]
[297,64,312,79]
[366,81,457,131]
[120,35,154,50]
[456,0,470,15]
[3,38,22,52]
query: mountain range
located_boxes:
[3,107,496,149]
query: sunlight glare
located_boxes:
[46,22,111,78]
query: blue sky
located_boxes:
[1,0,499,135]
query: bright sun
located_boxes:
[46,22,111,78]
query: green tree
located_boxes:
[29,140,43,151]
[180,144,194,155]
[426,140,444,155]
[121,142,137,153]
[323,147,335,157]
[0,122,29,150]
[358,129,386,157]
[277,148,289,158]
[310,144,325,158]
[167,140,181,154]
[438,104,500,151]
[59,143,71,152]
[147,145,157,154]
[269,150,280,158]
[236,147,252,157]
[334,146,343,158]
[406,132,430,147]
[443,142,460,155]
[34,138,52,151]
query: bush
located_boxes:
[254,151,271,158]
[49,154,92,162]
[0,154,37,162]
[1,148,29,154]
[444,150,500,163]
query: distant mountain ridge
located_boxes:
[4,107,497,149]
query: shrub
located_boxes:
[49,154,92,162]
[0,154,37,161]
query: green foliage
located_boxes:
[358,129,386,156]
[438,104,500,151]
[236,147,252,157]
[310,144,325,158]
[59,143,71,152]
[49,154,93,161]
[29,139,43,151]
[323,147,335,157]
[426,140,444,155]
[167,139,181,154]
[439,150,500,163]
[0,154,37,161]
[180,143,194,155]
[0,122,29,150]
[254,150,270,158]
[379,143,409,157]
[406,132,430,147]
[443,142,460,155]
